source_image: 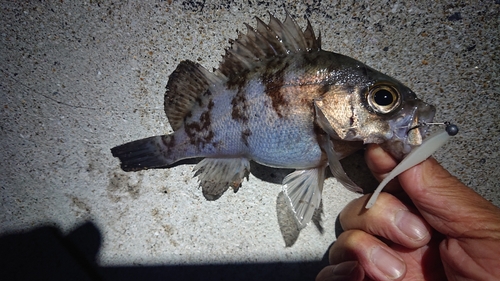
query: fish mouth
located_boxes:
[385,100,436,159]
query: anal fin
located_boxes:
[193,157,251,201]
[282,167,325,229]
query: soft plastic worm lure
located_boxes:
[365,123,459,209]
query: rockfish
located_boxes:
[111,13,435,229]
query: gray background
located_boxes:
[1,0,498,279]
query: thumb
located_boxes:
[398,157,500,239]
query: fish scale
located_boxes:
[111,12,435,233]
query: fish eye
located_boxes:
[367,84,401,114]
[374,89,393,106]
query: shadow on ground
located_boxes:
[0,221,331,281]
[1,151,373,280]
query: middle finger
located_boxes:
[340,192,431,248]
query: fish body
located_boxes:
[111,13,435,228]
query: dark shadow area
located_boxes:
[251,149,378,192]
[250,161,294,185]
[0,222,330,281]
[334,213,344,239]
[165,157,203,168]
[338,149,379,194]
[0,222,103,281]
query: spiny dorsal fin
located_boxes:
[304,19,321,51]
[165,13,321,131]
[164,60,222,131]
[217,12,321,78]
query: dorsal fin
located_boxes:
[217,12,321,78]
[304,19,321,51]
[164,60,222,131]
[164,13,321,131]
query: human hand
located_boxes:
[316,144,500,281]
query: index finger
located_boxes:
[398,157,500,238]
[365,144,401,193]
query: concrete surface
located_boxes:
[1,0,498,280]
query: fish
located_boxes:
[111,12,436,230]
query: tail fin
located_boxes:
[111,135,174,171]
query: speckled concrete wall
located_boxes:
[1,0,498,279]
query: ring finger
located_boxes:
[330,229,406,281]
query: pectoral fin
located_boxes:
[282,167,325,229]
[318,134,363,193]
[314,101,363,193]
[194,157,251,200]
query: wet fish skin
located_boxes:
[111,13,435,230]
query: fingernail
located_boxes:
[370,246,405,279]
[394,209,429,241]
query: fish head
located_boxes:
[314,59,436,160]
[361,82,436,160]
